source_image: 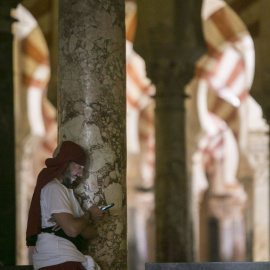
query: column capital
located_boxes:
[134,0,206,88]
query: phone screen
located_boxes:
[101,203,115,210]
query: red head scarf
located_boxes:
[26,141,87,246]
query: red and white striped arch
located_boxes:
[195,0,255,188]
[198,0,255,137]
[126,40,156,187]
[14,4,57,156]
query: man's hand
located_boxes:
[88,205,105,221]
[48,217,62,231]
[52,224,62,232]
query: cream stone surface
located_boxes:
[104,183,123,213]
[91,145,116,172]
[58,1,126,268]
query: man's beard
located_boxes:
[61,177,73,189]
[62,177,81,189]
[61,165,82,189]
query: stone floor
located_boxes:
[145,262,270,270]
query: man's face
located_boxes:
[61,161,84,188]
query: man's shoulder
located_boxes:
[43,179,66,193]
[45,178,60,187]
[41,179,72,203]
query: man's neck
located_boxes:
[56,175,63,184]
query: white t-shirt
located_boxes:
[33,179,101,270]
[40,179,84,228]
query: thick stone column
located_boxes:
[134,0,206,262]
[0,0,20,265]
[58,1,126,269]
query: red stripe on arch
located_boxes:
[127,95,139,109]
[127,63,150,93]
[226,59,244,87]
[210,8,239,42]
[239,89,248,102]
[29,79,46,89]
[21,38,47,64]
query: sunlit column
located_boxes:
[248,131,269,261]
[58,1,127,268]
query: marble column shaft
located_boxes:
[58,1,126,269]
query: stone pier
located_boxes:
[58,0,127,269]
[134,0,206,262]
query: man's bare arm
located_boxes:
[80,224,98,239]
[52,205,105,238]
[52,212,90,237]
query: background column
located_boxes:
[0,0,20,265]
[134,0,205,262]
[58,1,126,269]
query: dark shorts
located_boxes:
[39,261,85,270]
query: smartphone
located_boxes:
[101,203,115,210]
